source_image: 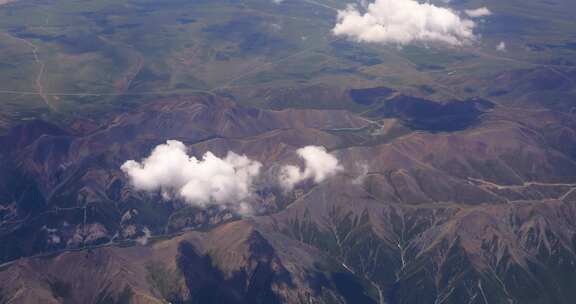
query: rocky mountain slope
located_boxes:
[1,93,576,303]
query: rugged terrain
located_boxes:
[0,0,576,303]
[0,90,575,303]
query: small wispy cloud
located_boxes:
[465,7,492,18]
[279,146,342,191]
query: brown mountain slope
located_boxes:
[0,220,351,304]
[1,94,576,303]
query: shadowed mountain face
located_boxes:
[0,94,576,304]
[348,86,495,132]
[366,95,495,132]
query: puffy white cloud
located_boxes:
[121,140,262,209]
[332,0,477,46]
[279,146,342,190]
[465,7,492,18]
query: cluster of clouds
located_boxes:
[122,140,342,213]
[332,0,492,46]
[121,140,262,209]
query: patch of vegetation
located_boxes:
[400,45,476,68]
[123,196,173,232]
[349,87,395,106]
[329,40,383,66]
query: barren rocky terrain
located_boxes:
[0,90,575,303]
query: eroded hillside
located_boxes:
[0,92,575,303]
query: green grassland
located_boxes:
[0,0,574,130]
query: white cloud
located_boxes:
[352,162,369,185]
[279,146,342,190]
[465,7,492,18]
[136,227,151,245]
[496,41,506,52]
[332,0,477,46]
[121,140,262,210]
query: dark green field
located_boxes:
[0,0,574,130]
